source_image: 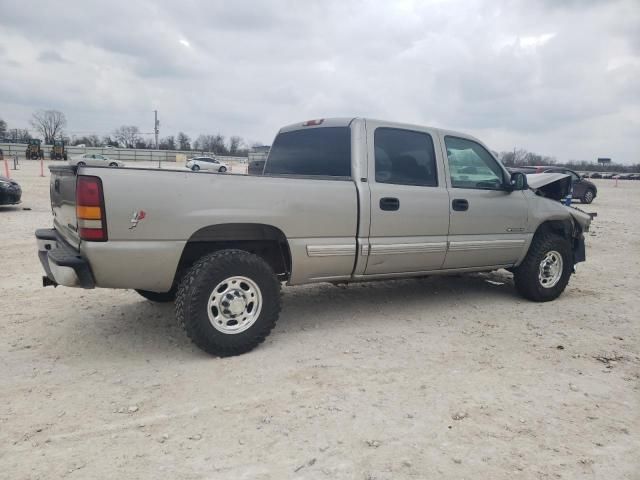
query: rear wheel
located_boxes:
[582,188,595,204]
[176,250,280,356]
[513,232,573,302]
[191,164,200,171]
[136,289,176,303]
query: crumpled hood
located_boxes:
[526,172,570,189]
[526,173,572,202]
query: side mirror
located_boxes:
[509,171,528,191]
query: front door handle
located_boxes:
[380,197,400,211]
[452,198,469,211]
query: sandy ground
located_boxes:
[1,160,638,479]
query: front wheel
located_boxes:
[77,161,86,166]
[109,162,118,167]
[176,250,281,357]
[218,166,227,173]
[513,233,573,302]
[136,289,176,303]
[582,189,595,204]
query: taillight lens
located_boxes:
[76,175,107,241]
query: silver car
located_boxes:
[69,154,125,168]
[186,156,228,173]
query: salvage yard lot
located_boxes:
[1,161,638,479]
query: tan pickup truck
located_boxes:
[36,118,592,356]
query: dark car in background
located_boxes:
[509,166,598,204]
[0,176,22,205]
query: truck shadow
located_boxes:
[277,270,516,331]
[51,271,516,359]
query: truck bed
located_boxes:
[48,165,359,291]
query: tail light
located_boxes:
[76,175,108,241]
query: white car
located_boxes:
[69,154,125,168]
[186,156,228,173]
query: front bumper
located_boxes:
[0,184,22,205]
[36,228,95,288]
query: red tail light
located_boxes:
[76,175,107,241]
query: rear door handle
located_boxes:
[452,198,469,211]
[380,197,400,211]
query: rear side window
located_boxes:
[264,127,351,177]
[374,128,438,186]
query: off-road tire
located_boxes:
[135,289,176,303]
[175,250,280,356]
[513,232,572,302]
[582,188,595,204]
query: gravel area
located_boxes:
[1,160,638,479]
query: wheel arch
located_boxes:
[533,219,574,241]
[173,223,292,287]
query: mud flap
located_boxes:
[573,234,586,265]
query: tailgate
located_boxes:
[49,165,80,249]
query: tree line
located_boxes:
[1,110,257,157]
[2,110,638,169]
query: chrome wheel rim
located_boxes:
[538,250,563,289]
[207,276,262,334]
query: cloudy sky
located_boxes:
[0,0,638,163]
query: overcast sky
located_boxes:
[0,0,638,163]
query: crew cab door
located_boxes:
[439,134,528,269]
[364,121,450,275]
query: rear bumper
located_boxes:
[36,228,95,288]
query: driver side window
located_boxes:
[445,136,505,190]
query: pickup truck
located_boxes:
[37,118,592,357]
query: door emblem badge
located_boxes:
[129,210,146,229]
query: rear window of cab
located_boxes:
[264,127,351,178]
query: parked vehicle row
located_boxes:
[584,172,640,180]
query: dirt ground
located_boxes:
[1,160,638,479]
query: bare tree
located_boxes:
[30,110,67,144]
[0,118,7,139]
[72,135,100,147]
[113,125,141,148]
[228,135,243,155]
[159,136,176,150]
[177,132,191,151]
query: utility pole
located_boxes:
[154,110,160,168]
[154,110,160,150]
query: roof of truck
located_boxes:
[278,117,482,144]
